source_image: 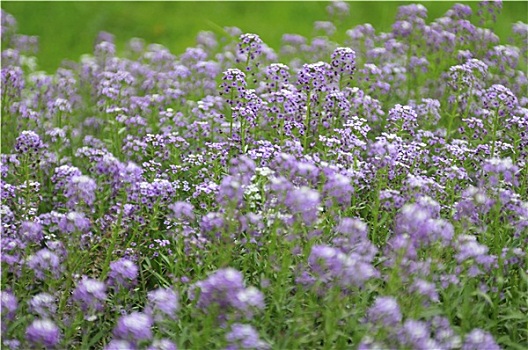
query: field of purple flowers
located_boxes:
[1,1,527,349]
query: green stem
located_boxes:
[101,202,125,279]
[304,92,312,151]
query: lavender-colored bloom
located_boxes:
[284,186,320,225]
[446,3,472,19]
[225,323,269,350]
[1,10,17,37]
[190,268,264,320]
[2,66,25,98]
[232,286,265,317]
[430,316,461,349]
[18,221,43,243]
[217,175,245,206]
[64,175,97,209]
[332,218,378,261]
[220,68,247,101]
[27,249,62,281]
[327,1,350,18]
[104,339,137,350]
[323,172,354,207]
[146,287,179,320]
[237,33,263,65]
[357,337,389,350]
[58,211,91,234]
[387,104,418,135]
[72,277,107,312]
[448,59,488,91]
[297,61,333,94]
[394,200,454,248]
[147,339,178,350]
[331,47,356,79]
[462,329,500,350]
[307,245,379,289]
[410,279,439,303]
[314,21,336,36]
[28,293,57,317]
[483,84,518,116]
[2,339,20,350]
[108,258,139,289]
[25,318,61,348]
[200,211,225,239]
[367,296,402,327]
[14,130,46,156]
[400,319,438,349]
[168,201,195,221]
[191,268,244,309]
[456,236,495,264]
[482,157,519,187]
[1,290,17,329]
[113,311,153,342]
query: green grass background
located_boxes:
[2,1,527,73]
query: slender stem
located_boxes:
[101,201,125,279]
[304,92,311,151]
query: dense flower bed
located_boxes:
[1,1,527,349]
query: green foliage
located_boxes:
[2,1,527,72]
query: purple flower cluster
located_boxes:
[1,2,526,348]
[190,268,265,321]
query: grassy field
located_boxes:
[2,1,527,73]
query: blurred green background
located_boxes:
[2,1,527,73]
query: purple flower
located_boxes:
[1,290,17,332]
[190,268,265,320]
[481,157,519,187]
[72,277,107,312]
[307,245,379,289]
[2,339,20,350]
[113,312,153,342]
[58,211,91,234]
[331,47,356,79]
[284,186,320,225]
[220,68,247,102]
[225,323,269,350]
[399,319,439,349]
[104,339,137,350]
[394,200,454,249]
[147,339,178,350]
[410,279,439,303]
[323,172,354,207]
[18,221,43,243]
[25,318,61,348]
[297,62,333,94]
[14,130,46,156]
[387,104,418,136]
[108,258,139,289]
[237,33,263,66]
[232,286,265,317]
[27,249,62,281]
[192,268,244,309]
[462,329,500,350]
[314,21,336,36]
[326,1,349,18]
[28,293,57,317]
[367,296,402,327]
[430,316,461,349]
[455,235,497,275]
[146,287,179,320]
[64,175,97,209]
[168,201,195,221]
[217,175,245,206]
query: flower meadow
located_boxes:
[1,1,528,349]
